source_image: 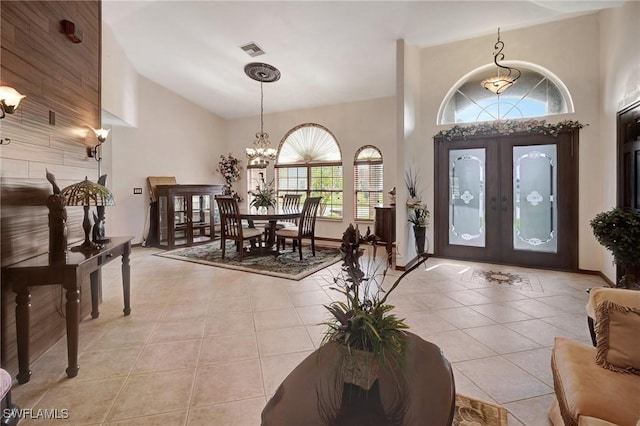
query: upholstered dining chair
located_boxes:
[215,196,263,261]
[275,196,322,260]
[264,193,303,243]
[276,194,302,228]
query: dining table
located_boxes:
[239,209,301,254]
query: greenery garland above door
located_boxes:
[434,119,586,141]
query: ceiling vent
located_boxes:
[240,42,265,57]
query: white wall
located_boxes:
[102,23,227,243]
[225,97,396,240]
[102,23,138,128]
[598,1,640,282]
[396,40,424,267]
[414,13,603,271]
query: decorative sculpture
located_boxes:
[46,169,68,261]
[92,174,110,244]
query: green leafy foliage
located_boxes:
[590,208,640,288]
[322,224,427,367]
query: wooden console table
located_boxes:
[1,236,133,384]
[374,206,396,265]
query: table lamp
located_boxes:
[61,177,115,251]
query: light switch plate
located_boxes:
[133,188,143,195]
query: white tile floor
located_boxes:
[10,245,605,425]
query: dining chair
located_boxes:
[275,196,322,260]
[276,194,302,228]
[215,196,263,261]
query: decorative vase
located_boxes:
[414,225,427,254]
[339,346,379,390]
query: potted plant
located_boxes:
[590,207,640,289]
[405,169,430,253]
[248,173,277,211]
[322,224,428,390]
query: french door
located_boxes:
[434,131,579,270]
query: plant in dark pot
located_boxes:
[322,224,428,391]
[590,207,640,289]
[405,169,430,254]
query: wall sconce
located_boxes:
[87,128,110,160]
[0,86,26,119]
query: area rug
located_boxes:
[454,393,509,426]
[156,242,341,281]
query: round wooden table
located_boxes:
[261,332,456,425]
[239,210,301,251]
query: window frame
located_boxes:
[275,123,343,219]
[353,145,384,221]
[437,62,574,125]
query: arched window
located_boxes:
[275,123,343,218]
[438,63,573,124]
[354,146,383,220]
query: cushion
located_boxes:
[551,337,640,426]
[0,368,11,399]
[586,287,640,320]
[594,300,640,375]
[276,227,299,238]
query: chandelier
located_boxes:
[245,62,281,168]
[481,27,521,95]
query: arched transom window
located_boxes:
[354,145,383,220]
[276,123,343,218]
[439,63,573,124]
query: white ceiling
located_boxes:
[102,0,624,120]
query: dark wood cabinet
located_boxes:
[152,184,224,250]
[374,206,396,264]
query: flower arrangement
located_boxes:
[248,172,277,209]
[323,224,428,371]
[434,119,587,142]
[405,169,430,228]
[407,202,430,227]
[217,153,242,201]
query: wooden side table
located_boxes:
[374,206,396,265]
[1,237,133,384]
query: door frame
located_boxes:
[434,130,579,271]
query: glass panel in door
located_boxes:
[449,148,486,247]
[513,144,558,253]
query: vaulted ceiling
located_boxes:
[102,1,624,119]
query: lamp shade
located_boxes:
[0,86,26,110]
[94,128,110,142]
[61,177,115,207]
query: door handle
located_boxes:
[501,196,508,211]
[490,197,497,210]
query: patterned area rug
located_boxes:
[156,242,341,281]
[454,393,509,426]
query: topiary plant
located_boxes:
[590,207,640,289]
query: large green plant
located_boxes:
[322,224,427,368]
[590,208,640,288]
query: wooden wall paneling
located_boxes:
[0,138,65,165]
[0,1,101,375]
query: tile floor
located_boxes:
[10,245,605,425]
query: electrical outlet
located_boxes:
[133,188,143,195]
